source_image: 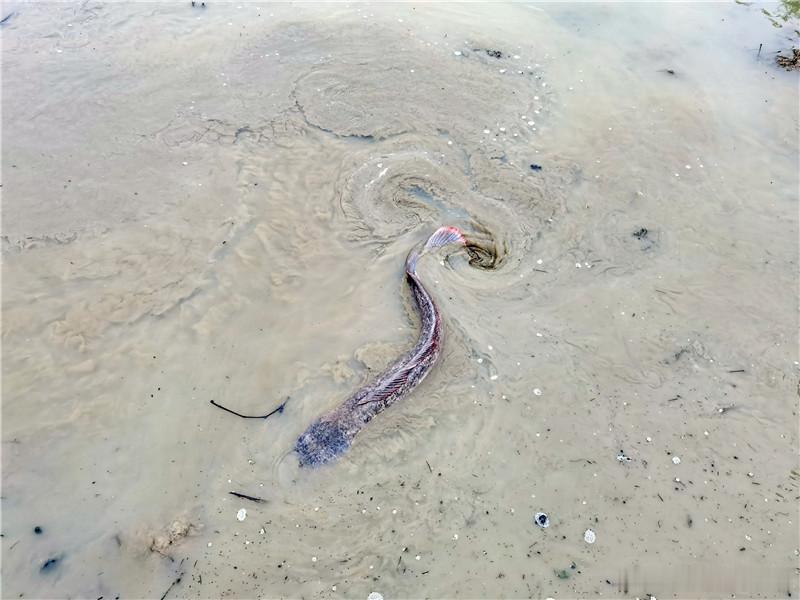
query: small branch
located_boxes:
[210,398,288,419]
[229,491,266,504]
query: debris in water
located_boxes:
[633,227,648,239]
[530,164,542,171]
[40,556,61,572]
[229,491,265,503]
[368,593,384,600]
[149,518,197,557]
[555,568,571,579]
[533,388,543,396]
[485,49,503,59]
[534,512,550,528]
[776,48,800,71]
[0,11,16,26]
[617,450,632,463]
[34,526,43,535]
[584,529,596,544]
[672,456,681,465]
[236,508,247,521]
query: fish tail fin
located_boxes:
[424,226,467,251]
[407,226,467,275]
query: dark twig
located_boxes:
[210,398,288,419]
[160,571,184,600]
[758,43,763,58]
[727,369,745,373]
[229,491,266,504]
[425,460,433,473]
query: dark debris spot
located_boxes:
[41,556,61,572]
[530,164,542,171]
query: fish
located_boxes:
[295,226,467,467]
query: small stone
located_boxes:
[368,594,384,600]
[236,508,247,521]
[672,456,681,465]
[533,388,543,396]
[584,529,596,544]
[534,512,550,528]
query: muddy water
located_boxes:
[2,2,798,598]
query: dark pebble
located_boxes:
[485,49,503,59]
[34,526,43,535]
[530,164,542,171]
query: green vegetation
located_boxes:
[760,0,800,30]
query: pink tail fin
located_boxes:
[424,226,467,251]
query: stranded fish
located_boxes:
[295,226,467,467]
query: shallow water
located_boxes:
[2,2,798,598]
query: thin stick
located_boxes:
[160,572,184,600]
[210,398,288,419]
[229,491,266,504]
[758,43,762,58]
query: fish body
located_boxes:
[295,226,466,467]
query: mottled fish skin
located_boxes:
[295,226,466,467]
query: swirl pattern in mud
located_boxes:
[3,3,798,600]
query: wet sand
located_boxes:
[2,2,798,598]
